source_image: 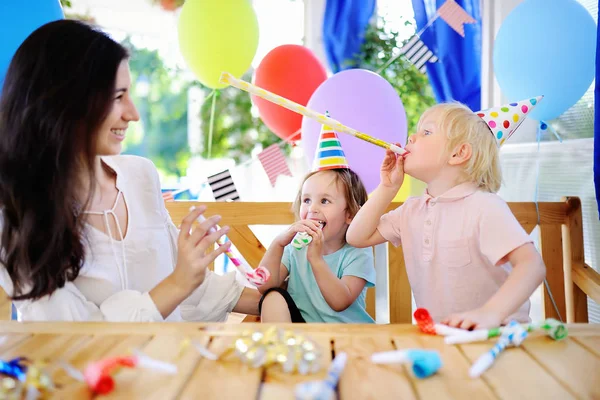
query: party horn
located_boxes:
[445,318,567,345]
[469,321,528,378]
[220,72,408,156]
[195,212,270,286]
[83,351,177,394]
[413,308,467,336]
[295,352,347,400]
[371,349,442,379]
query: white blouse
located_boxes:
[0,155,244,322]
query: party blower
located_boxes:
[371,349,442,379]
[469,320,528,378]
[60,351,177,395]
[414,308,467,336]
[295,352,347,400]
[445,318,567,345]
[219,72,409,157]
[196,212,270,286]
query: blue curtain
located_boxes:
[411,0,482,111]
[595,3,600,219]
[322,0,376,73]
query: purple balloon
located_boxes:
[301,69,407,193]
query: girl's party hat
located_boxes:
[476,96,543,146]
[312,119,349,171]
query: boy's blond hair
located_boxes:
[419,102,502,193]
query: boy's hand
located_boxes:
[380,146,405,190]
[441,307,503,330]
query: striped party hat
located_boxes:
[312,120,349,171]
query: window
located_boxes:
[498,0,599,323]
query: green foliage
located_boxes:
[356,18,436,135]
[121,38,192,178]
[198,71,283,163]
[122,16,435,178]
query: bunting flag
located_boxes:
[207,169,240,201]
[257,144,292,187]
[437,0,476,37]
[399,34,439,73]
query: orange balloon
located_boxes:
[252,45,327,141]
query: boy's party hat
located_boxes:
[312,119,349,171]
[476,96,543,147]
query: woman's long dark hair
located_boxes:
[0,20,128,300]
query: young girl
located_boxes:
[258,127,376,323]
[347,99,546,330]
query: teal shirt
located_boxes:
[282,243,376,323]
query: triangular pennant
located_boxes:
[257,144,292,186]
[400,34,439,73]
[207,169,240,201]
[437,0,476,37]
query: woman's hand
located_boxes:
[170,206,231,296]
[273,220,322,248]
[380,146,405,190]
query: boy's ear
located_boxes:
[448,142,472,165]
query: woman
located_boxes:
[0,19,260,321]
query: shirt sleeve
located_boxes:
[377,203,405,247]
[0,243,164,323]
[341,247,376,288]
[282,244,292,272]
[478,194,534,266]
[6,281,164,322]
[180,270,244,322]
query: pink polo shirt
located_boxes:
[378,182,532,323]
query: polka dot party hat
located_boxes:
[476,96,543,147]
[312,117,349,171]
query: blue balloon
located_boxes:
[493,0,596,121]
[0,0,64,90]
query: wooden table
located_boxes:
[0,322,599,399]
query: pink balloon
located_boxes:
[302,69,407,193]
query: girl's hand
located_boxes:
[380,146,405,190]
[273,220,322,248]
[170,206,231,296]
[306,225,324,264]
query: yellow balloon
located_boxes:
[368,176,426,203]
[178,0,259,89]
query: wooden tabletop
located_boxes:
[0,322,599,399]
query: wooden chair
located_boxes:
[166,198,600,323]
[1,198,598,322]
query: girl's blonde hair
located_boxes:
[419,102,502,193]
[292,168,368,220]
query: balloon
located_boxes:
[178,0,259,89]
[493,0,596,121]
[0,0,63,90]
[253,45,327,141]
[302,69,407,193]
